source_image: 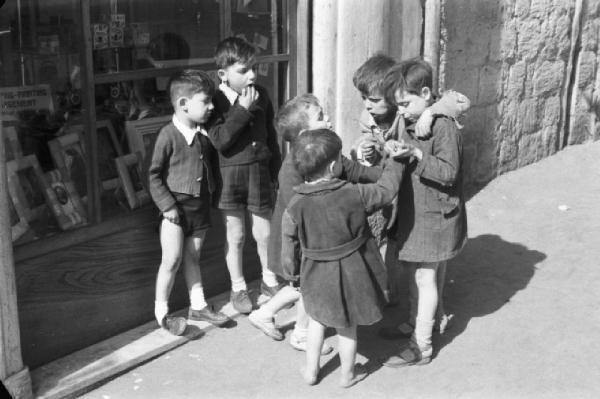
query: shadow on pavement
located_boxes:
[355,233,545,370]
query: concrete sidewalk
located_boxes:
[67,141,600,398]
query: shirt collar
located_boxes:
[219,83,239,105]
[172,115,207,145]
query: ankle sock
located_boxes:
[189,286,207,311]
[262,269,279,287]
[154,300,169,325]
[413,317,435,349]
[231,277,247,292]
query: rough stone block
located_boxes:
[533,60,565,96]
[517,98,540,134]
[530,0,551,19]
[518,20,543,61]
[501,20,518,61]
[543,95,562,127]
[577,51,597,88]
[498,134,519,172]
[517,130,543,167]
[507,61,527,99]
[581,20,599,51]
[515,0,530,18]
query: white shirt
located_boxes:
[172,115,208,145]
[219,83,239,106]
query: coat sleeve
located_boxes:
[207,105,254,152]
[357,158,405,214]
[414,118,462,187]
[148,130,176,212]
[280,208,301,282]
[338,155,383,183]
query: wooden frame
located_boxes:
[6,175,30,242]
[115,153,151,210]
[95,120,123,190]
[6,155,52,222]
[48,131,88,201]
[3,126,23,162]
[125,115,171,161]
[45,169,88,230]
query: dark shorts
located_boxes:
[217,162,274,213]
[161,192,211,238]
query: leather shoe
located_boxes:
[188,306,230,327]
[230,289,253,314]
[161,315,187,336]
[248,311,283,340]
[260,281,283,298]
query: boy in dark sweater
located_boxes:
[207,37,282,314]
[148,70,230,335]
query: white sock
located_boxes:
[413,317,435,349]
[262,268,279,287]
[189,286,207,311]
[231,276,247,292]
[292,325,307,340]
[154,300,169,326]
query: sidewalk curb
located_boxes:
[30,281,265,399]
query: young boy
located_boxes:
[208,37,282,314]
[148,69,230,335]
[248,94,381,352]
[381,58,468,367]
[352,53,471,305]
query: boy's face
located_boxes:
[218,60,257,94]
[306,104,331,130]
[182,92,214,124]
[394,88,430,122]
[361,92,393,123]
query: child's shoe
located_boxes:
[188,305,231,327]
[260,281,283,298]
[230,289,253,314]
[161,315,187,336]
[382,340,432,368]
[289,331,334,355]
[248,310,283,340]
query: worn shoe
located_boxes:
[379,322,415,340]
[290,332,334,355]
[230,289,253,314]
[248,311,284,340]
[383,341,432,368]
[161,315,187,336]
[260,281,283,298]
[188,305,231,327]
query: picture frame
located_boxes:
[6,176,29,242]
[44,169,88,230]
[115,152,151,210]
[95,120,123,190]
[48,131,88,201]
[125,115,171,161]
[6,154,52,222]
[2,125,23,162]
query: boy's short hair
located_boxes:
[275,93,320,142]
[383,58,433,105]
[292,128,342,182]
[352,53,396,96]
[214,37,257,69]
[169,69,215,106]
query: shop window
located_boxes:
[1,0,297,248]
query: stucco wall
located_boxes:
[441,0,599,195]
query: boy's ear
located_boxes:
[217,69,227,82]
[178,97,188,110]
[421,86,432,101]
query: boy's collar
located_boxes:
[219,83,239,105]
[172,115,206,145]
[294,178,346,194]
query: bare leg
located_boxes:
[250,210,278,286]
[257,285,300,318]
[413,264,438,349]
[302,317,325,385]
[155,219,184,323]
[222,209,246,289]
[337,325,358,387]
[435,260,447,322]
[181,232,207,310]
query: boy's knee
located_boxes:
[160,255,182,272]
[252,227,270,245]
[227,227,245,246]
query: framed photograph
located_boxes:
[6,176,29,242]
[48,131,88,200]
[45,169,88,230]
[6,154,52,222]
[115,153,151,209]
[95,120,123,190]
[3,125,23,162]
[125,115,171,161]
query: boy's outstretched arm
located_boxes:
[337,155,383,183]
[415,90,471,138]
[357,157,405,214]
[280,208,301,282]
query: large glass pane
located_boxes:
[1,0,87,244]
[231,0,288,56]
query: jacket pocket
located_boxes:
[437,191,460,216]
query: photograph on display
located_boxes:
[115,153,151,210]
[95,120,123,190]
[45,169,88,230]
[48,131,88,200]
[6,155,52,222]
[125,115,171,162]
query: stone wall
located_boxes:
[440,0,599,195]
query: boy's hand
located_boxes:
[385,139,413,159]
[357,137,381,162]
[163,207,179,225]
[415,108,434,138]
[238,85,259,109]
